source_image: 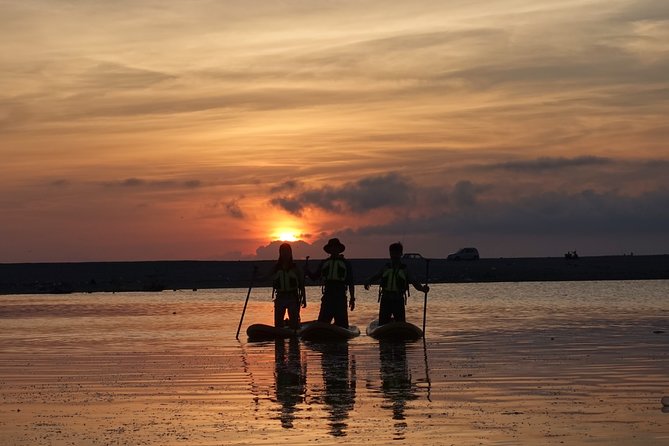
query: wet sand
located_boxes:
[1,282,668,445]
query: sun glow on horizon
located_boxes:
[273,228,301,242]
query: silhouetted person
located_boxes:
[272,243,306,329]
[364,242,428,325]
[305,238,355,328]
[274,338,306,429]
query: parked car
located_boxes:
[447,247,479,261]
[402,253,425,260]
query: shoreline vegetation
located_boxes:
[1,254,668,295]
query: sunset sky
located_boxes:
[2,0,668,262]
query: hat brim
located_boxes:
[323,243,345,254]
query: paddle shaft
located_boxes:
[236,266,258,340]
[422,258,430,336]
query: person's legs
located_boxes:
[392,299,406,323]
[318,294,334,323]
[286,298,300,329]
[378,295,393,325]
[332,293,349,328]
[274,299,287,327]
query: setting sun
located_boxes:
[275,229,299,242]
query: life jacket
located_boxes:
[381,264,408,294]
[321,258,347,282]
[273,267,300,293]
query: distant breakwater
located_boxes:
[1,255,668,295]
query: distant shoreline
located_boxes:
[1,255,668,295]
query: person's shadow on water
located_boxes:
[379,341,418,440]
[309,342,356,437]
[274,338,306,429]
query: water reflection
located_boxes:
[273,338,306,429]
[379,341,418,439]
[308,342,357,437]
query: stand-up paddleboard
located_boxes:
[366,319,423,341]
[298,321,360,341]
[246,320,317,341]
[246,323,298,341]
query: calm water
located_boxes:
[0,281,668,445]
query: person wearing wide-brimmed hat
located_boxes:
[305,238,355,328]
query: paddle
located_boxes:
[422,335,432,402]
[420,256,432,400]
[422,258,430,337]
[236,265,258,340]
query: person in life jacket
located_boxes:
[305,238,355,329]
[272,243,306,330]
[364,242,429,325]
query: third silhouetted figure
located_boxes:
[364,242,429,325]
[306,238,355,328]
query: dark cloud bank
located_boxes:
[257,162,669,258]
[270,172,413,215]
[359,188,669,237]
